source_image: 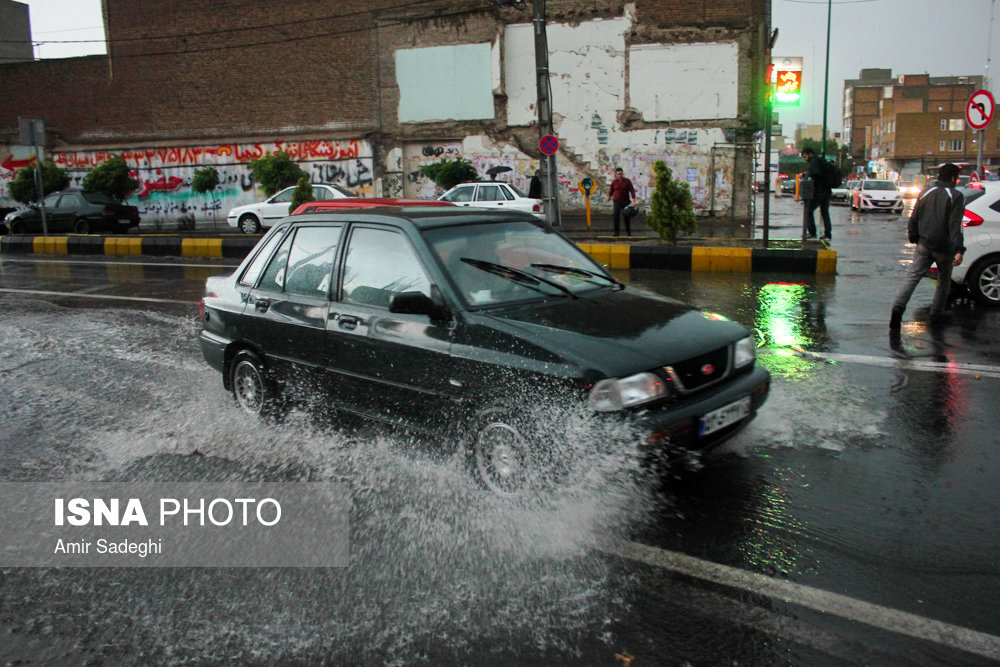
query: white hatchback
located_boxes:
[851,179,903,213]
[227,183,355,234]
[437,182,544,219]
[936,182,1000,305]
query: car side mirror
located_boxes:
[389,285,451,322]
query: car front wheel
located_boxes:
[74,219,91,234]
[239,214,261,234]
[467,409,536,494]
[230,350,282,419]
[968,256,1000,306]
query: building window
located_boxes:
[940,140,947,152]
[949,139,964,151]
[941,119,947,131]
[949,119,965,131]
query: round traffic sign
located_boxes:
[539,135,559,155]
[966,89,995,130]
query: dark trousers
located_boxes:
[805,190,832,238]
[612,200,631,236]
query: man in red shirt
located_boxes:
[608,167,637,236]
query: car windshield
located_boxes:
[864,180,897,191]
[424,220,614,306]
[506,183,528,198]
[329,183,356,197]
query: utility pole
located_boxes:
[533,0,560,226]
[19,117,49,236]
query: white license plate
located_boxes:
[700,396,751,436]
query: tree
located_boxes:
[419,157,478,191]
[290,177,315,214]
[81,156,138,201]
[191,166,221,229]
[7,161,69,204]
[249,152,308,197]
[645,160,696,245]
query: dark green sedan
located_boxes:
[198,207,769,492]
[1,189,140,234]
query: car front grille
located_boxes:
[664,346,730,394]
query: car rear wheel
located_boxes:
[74,219,91,234]
[239,214,261,234]
[230,350,282,419]
[968,256,1000,306]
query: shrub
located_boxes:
[645,160,696,244]
[81,156,139,201]
[419,157,478,191]
[7,161,69,204]
[250,152,308,197]
[290,177,315,214]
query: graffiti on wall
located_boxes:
[42,140,374,225]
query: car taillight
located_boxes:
[102,208,116,216]
[964,210,984,227]
[532,203,540,212]
[199,298,205,319]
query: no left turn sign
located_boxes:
[967,89,995,130]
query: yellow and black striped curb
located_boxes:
[1,236,836,274]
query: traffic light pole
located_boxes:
[533,0,560,227]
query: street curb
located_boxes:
[0,235,836,274]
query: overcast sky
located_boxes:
[20,0,998,134]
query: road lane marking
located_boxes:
[612,540,1000,661]
[761,348,1000,379]
[0,288,198,305]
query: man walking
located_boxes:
[890,162,965,329]
[608,167,636,236]
[801,147,832,240]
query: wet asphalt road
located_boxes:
[1,197,999,664]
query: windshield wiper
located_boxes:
[530,263,625,290]
[460,258,577,299]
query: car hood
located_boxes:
[862,190,900,200]
[473,289,748,379]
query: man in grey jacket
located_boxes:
[890,162,966,329]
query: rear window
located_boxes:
[81,191,117,205]
[959,185,988,206]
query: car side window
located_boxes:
[257,232,295,292]
[498,185,515,201]
[272,189,294,203]
[342,227,431,308]
[283,226,342,298]
[313,187,330,201]
[476,185,501,202]
[240,229,287,286]
[43,193,61,207]
[58,194,82,207]
[442,186,474,203]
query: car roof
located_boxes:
[288,206,545,231]
[291,198,453,215]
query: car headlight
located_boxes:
[588,372,666,412]
[733,336,756,368]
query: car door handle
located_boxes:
[338,314,363,330]
[254,298,270,312]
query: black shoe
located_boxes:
[805,234,817,239]
[820,235,831,240]
[889,307,903,330]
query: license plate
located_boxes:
[700,396,751,436]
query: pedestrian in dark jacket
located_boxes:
[801,147,832,239]
[608,167,636,236]
[528,169,542,200]
[890,162,966,329]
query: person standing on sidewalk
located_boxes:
[801,147,832,240]
[609,167,636,236]
[890,162,965,329]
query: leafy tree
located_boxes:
[290,177,315,214]
[191,166,220,196]
[419,157,478,191]
[81,156,139,200]
[7,161,69,204]
[249,152,308,197]
[645,160,696,245]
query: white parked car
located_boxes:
[932,182,1000,305]
[227,183,355,234]
[850,179,903,213]
[437,182,544,219]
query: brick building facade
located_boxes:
[1,0,771,225]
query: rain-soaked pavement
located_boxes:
[1,197,999,664]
